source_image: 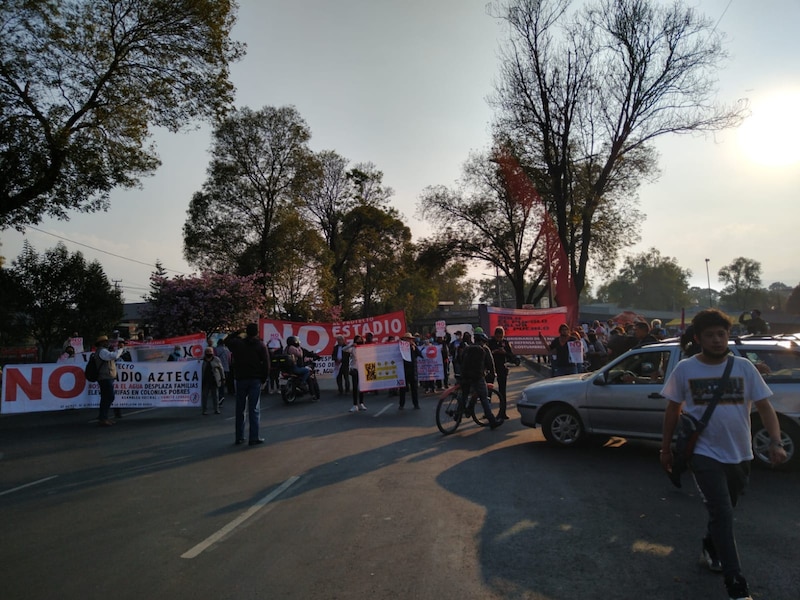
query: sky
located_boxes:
[1,0,799,304]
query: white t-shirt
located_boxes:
[661,355,772,464]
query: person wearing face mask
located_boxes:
[200,346,225,415]
[167,345,182,362]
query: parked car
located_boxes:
[518,337,800,470]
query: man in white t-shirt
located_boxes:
[660,309,786,600]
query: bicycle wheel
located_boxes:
[436,392,463,435]
[471,388,501,427]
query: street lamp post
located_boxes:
[705,258,712,307]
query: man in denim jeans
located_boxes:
[228,323,270,446]
[660,309,786,600]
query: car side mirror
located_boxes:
[593,373,607,386]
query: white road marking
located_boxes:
[373,403,394,417]
[0,475,59,497]
[181,475,301,559]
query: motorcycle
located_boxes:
[276,352,321,404]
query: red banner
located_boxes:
[479,305,568,355]
[260,311,407,356]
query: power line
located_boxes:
[21,225,191,275]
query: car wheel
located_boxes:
[751,416,799,470]
[541,405,584,446]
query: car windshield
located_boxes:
[606,350,671,385]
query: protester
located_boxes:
[632,321,659,348]
[332,335,351,396]
[93,335,126,427]
[738,309,769,335]
[348,335,367,412]
[487,326,519,420]
[167,345,182,361]
[398,332,421,409]
[57,345,78,364]
[660,309,786,600]
[214,338,232,403]
[228,323,270,446]
[540,324,578,377]
[200,346,225,415]
[460,331,503,429]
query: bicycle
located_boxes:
[435,378,504,435]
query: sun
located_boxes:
[738,90,800,167]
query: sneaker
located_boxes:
[725,574,752,600]
[358,403,367,411]
[702,537,723,573]
[349,405,359,413]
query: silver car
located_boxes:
[518,338,800,470]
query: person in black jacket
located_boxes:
[487,326,519,420]
[228,323,270,446]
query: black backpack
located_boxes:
[460,344,486,378]
[84,353,100,382]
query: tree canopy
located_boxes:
[0,0,243,228]
[596,248,691,311]
[489,0,746,298]
[143,270,264,338]
[0,241,123,358]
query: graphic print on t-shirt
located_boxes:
[688,376,745,406]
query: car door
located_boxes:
[583,349,677,438]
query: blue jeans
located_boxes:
[98,379,115,421]
[292,365,310,384]
[460,377,498,426]
[235,378,262,442]
[690,454,750,578]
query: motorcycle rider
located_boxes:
[285,336,311,391]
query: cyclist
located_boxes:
[460,331,503,429]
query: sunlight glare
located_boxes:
[738,91,800,167]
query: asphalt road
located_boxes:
[1,365,797,600]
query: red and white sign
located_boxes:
[1,361,202,414]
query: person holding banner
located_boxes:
[200,346,225,415]
[348,335,367,412]
[332,335,351,395]
[94,335,127,427]
[398,332,422,409]
[540,325,578,377]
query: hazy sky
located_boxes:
[1,0,799,303]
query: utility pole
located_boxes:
[704,259,712,307]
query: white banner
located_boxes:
[417,344,444,382]
[1,361,202,414]
[352,344,405,392]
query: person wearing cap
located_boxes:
[93,335,126,427]
[200,346,225,415]
[398,332,422,409]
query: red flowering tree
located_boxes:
[144,271,265,338]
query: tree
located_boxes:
[489,0,746,297]
[718,257,763,311]
[596,248,691,311]
[1,241,123,358]
[786,283,800,315]
[183,105,316,278]
[143,271,265,338]
[420,151,548,308]
[767,282,792,312]
[687,285,720,309]
[265,206,334,321]
[0,0,243,228]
